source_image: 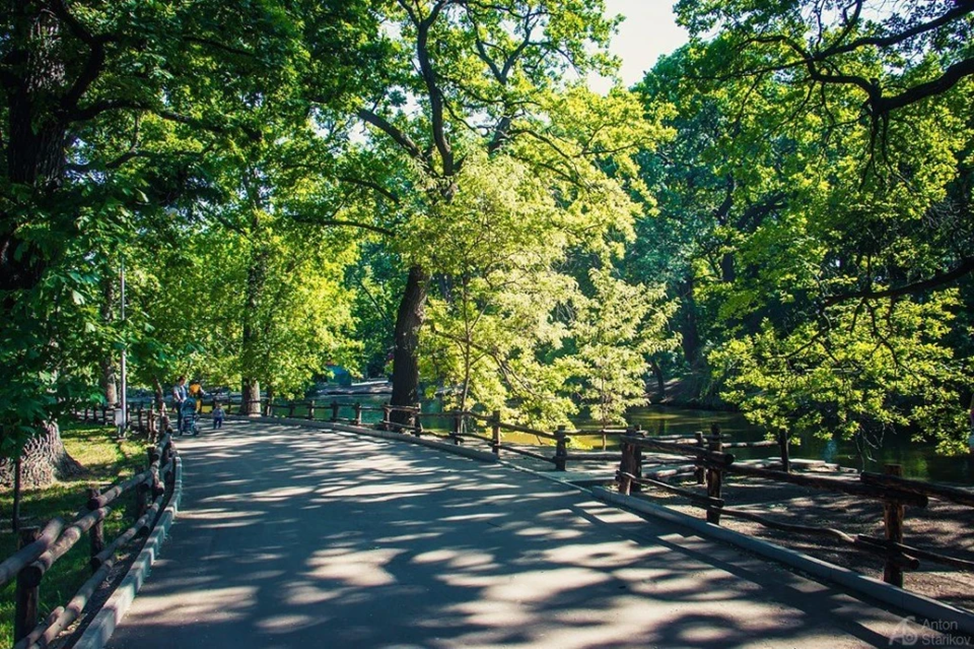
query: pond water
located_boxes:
[614,406,974,485]
[300,395,974,485]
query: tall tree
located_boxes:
[329,0,654,421]
[0,0,367,482]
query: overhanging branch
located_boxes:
[824,257,974,305]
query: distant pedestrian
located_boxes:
[189,378,206,413]
[172,376,187,434]
[213,403,225,429]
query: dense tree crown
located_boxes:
[0,0,970,468]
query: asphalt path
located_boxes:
[106,421,942,648]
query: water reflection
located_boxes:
[618,406,972,485]
[293,396,973,485]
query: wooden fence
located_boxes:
[616,431,974,589]
[78,395,973,598]
[0,435,176,648]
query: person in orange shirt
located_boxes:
[188,378,206,413]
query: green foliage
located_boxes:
[712,292,968,448]
[417,152,675,428]
[0,422,146,647]
[573,269,679,426]
[635,2,974,450]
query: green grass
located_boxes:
[0,422,149,646]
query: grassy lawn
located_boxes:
[0,422,149,646]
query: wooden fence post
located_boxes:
[883,464,906,587]
[149,447,164,497]
[706,433,724,524]
[381,405,391,430]
[83,407,89,422]
[779,431,791,473]
[88,487,104,572]
[136,480,149,520]
[451,412,461,445]
[14,527,40,643]
[491,410,501,457]
[101,405,108,424]
[618,427,640,494]
[695,431,705,485]
[331,400,340,423]
[554,425,568,471]
[354,403,362,425]
[413,407,423,437]
[308,400,316,420]
[137,403,144,432]
[287,401,295,418]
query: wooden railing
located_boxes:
[78,393,973,598]
[1,435,176,648]
[615,431,974,589]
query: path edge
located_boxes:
[235,415,500,464]
[590,486,974,636]
[73,455,184,649]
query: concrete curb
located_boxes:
[74,455,184,649]
[590,486,974,636]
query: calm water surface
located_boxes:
[300,396,974,485]
[621,406,974,485]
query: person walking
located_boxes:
[212,402,225,429]
[172,376,188,435]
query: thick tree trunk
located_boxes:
[390,265,430,424]
[677,275,702,370]
[152,377,165,411]
[100,358,118,406]
[2,4,68,299]
[241,227,268,417]
[242,379,261,416]
[649,358,666,401]
[0,422,84,490]
[99,276,118,405]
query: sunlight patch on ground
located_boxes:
[321,482,448,498]
[306,547,403,587]
[538,540,666,568]
[411,549,498,571]
[126,586,257,624]
[514,525,585,540]
[256,613,327,634]
[248,485,315,501]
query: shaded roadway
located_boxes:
[107,421,942,648]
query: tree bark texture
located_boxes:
[99,276,118,405]
[2,2,69,300]
[0,422,84,489]
[242,379,261,416]
[390,265,430,424]
[649,358,666,401]
[241,232,268,416]
[677,275,702,370]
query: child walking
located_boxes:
[213,402,225,429]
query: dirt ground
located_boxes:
[641,475,974,612]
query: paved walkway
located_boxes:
[106,421,940,648]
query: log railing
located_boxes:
[82,393,973,598]
[614,431,974,590]
[1,434,176,648]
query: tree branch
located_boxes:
[356,108,431,172]
[824,257,974,305]
[338,176,401,204]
